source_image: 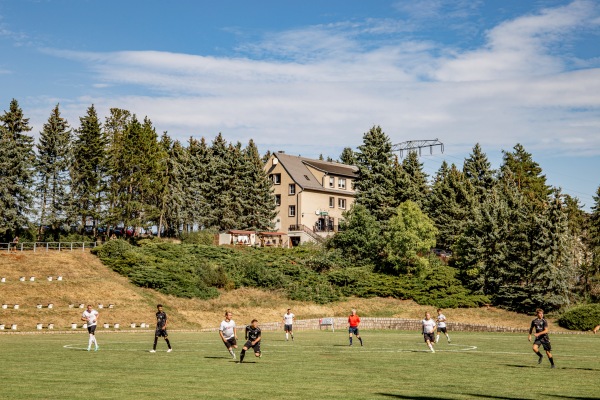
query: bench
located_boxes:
[319,317,335,332]
[36,323,55,330]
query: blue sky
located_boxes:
[1,0,599,209]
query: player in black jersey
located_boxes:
[528,308,554,368]
[150,304,172,353]
[239,319,261,363]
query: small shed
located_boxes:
[258,232,288,247]
[219,230,257,246]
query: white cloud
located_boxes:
[36,1,600,162]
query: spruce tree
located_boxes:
[353,126,396,222]
[428,162,474,250]
[398,151,429,209]
[36,104,72,241]
[587,185,600,297]
[204,133,236,230]
[240,139,276,230]
[500,143,551,206]
[71,105,105,235]
[0,99,35,241]
[339,147,356,165]
[463,143,495,201]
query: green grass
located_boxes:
[0,330,598,399]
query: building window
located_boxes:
[275,194,281,206]
[338,198,346,209]
[289,184,296,195]
[329,197,335,208]
[288,205,296,217]
[338,178,346,189]
[329,176,335,188]
[270,173,281,185]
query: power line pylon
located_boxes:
[392,139,444,158]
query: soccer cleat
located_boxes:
[167,348,172,353]
[448,339,451,343]
[431,348,435,353]
[538,356,543,364]
[231,353,236,360]
[87,347,91,351]
[95,346,99,351]
[551,365,555,369]
[149,350,156,353]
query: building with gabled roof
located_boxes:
[264,152,358,245]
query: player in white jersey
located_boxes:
[282,308,295,341]
[422,312,436,353]
[219,311,237,359]
[436,308,450,343]
[81,304,99,351]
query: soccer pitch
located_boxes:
[1,330,598,399]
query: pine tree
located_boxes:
[186,137,211,231]
[240,139,276,230]
[71,105,106,236]
[353,126,397,222]
[0,99,35,241]
[36,104,72,241]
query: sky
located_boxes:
[1,0,599,209]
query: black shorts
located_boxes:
[438,327,447,334]
[155,328,168,337]
[284,324,293,332]
[534,336,552,351]
[244,340,261,353]
[223,337,237,349]
[349,326,360,335]
[423,332,435,343]
[87,325,97,334]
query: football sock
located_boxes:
[359,337,363,346]
[286,333,289,340]
[436,335,440,342]
[229,349,234,356]
[349,337,353,345]
[535,351,543,358]
[549,357,554,366]
[240,349,246,363]
[88,335,94,348]
[165,338,171,349]
[291,333,294,340]
[153,337,158,350]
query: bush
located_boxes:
[558,304,600,331]
[180,230,217,245]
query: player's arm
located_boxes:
[528,321,534,341]
[253,333,261,345]
[94,312,99,323]
[81,313,87,322]
[163,314,168,330]
[219,329,226,342]
[233,326,237,339]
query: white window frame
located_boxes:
[338,178,346,189]
[329,176,335,188]
[288,205,296,217]
[329,196,335,208]
[288,184,296,195]
[338,198,346,209]
[275,194,281,206]
[271,173,281,185]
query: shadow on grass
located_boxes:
[376,394,442,400]
[547,396,600,400]
[203,356,228,359]
[504,364,600,372]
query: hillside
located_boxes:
[0,251,566,332]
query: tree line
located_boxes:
[0,99,276,242]
[329,126,600,312]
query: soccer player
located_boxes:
[219,311,237,359]
[81,304,99,351]
[283,308,295,341]
[150,304,172,353]
[348,309,363,346]
[239,319,262,363]
[422,312,436,353]
[436,308,451,343]
[528,308,555,368]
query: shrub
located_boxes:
[558,304,600,331]
[180,230,217,245]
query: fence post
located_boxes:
[82,242,85,251]
[70,242,73,251]
[33,242,36,252]
[58,242,61,251]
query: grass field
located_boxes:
[1,330,598,399]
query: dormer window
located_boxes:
[329,176,335,188]
[338,178,346,189]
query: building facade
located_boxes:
[264,152,358,245]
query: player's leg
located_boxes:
[290,326,294,341]
[356,329,363,346]
[240,345,248,363]
[255,342,261,358]
[151,335,158,352]
[348,328,353,346]
[543,341,554,368]
[532,343,543,363]
[285,326,289,341]
[426,336,435,353]
[164,333,172,352]
[445,329,450,342]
